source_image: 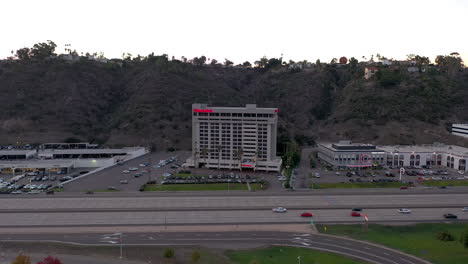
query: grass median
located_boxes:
[422,180,468,187]
[317,223,468,264]
[227,246,367,264]
[143,183,263,191]
[310,181,407,189]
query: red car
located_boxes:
[400,186,408,189]
[301,212,313,217]
[351,212,361,217]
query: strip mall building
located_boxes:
[318,141,467,172]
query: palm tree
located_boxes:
[217,145,222,170]
[201,148,208,167]
[235,148,244,171]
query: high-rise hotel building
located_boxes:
[187,104,282,172]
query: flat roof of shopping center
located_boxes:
[0,159,75,169]
[378,144,468,156]
[0,150,36,156]
[39,147,144,155]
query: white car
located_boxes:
[398,208,412,214]
[462,207,468,212]
[139,164,147,167]
[314,173,321,178]
[272,207,287,213]
[120,180,128,184]
[28,190,41,194]
[122,170,130,174]
[141,170,149,173]
[128,167,138,171]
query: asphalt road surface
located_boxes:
[2,231,429,264]
[2,193,468,211]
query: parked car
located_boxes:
[107,186,117,191]
[462,207,468,212]
[272,207,287,213]
[351,208,362,212]
[122,170,130,173]
[444,213,458,219]
[398,208,412,214]
[351,212,361,217]
[128,167,138,171]
[300,212,313,217]
[134,173,143,178]
[400,186,408,190]
[120,180,128,184]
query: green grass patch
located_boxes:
[227,246,367,264]
[310,181,406,189]
[174,173,194,178]
[317,223,468,264]
[143,183,263,191]
[51,187,64,192]
[423,180,468,187]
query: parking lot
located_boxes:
[0,168,91,194]
[305,164,466,187]
[62,151,191,192]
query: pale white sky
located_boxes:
[1,0,467,64]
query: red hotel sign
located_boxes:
[193,109,213,113]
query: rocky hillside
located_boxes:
[0,54,467,152]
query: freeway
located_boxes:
[1,231,430,264]
[1,193,468,211]
[0,208,465,227]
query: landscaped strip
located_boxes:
[227,246,367,264]
[422,180,468,187]
[310,182,406,189]
[317,223,468,264]
[143,183,263,191]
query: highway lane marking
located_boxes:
[364,246,371,250]
[400,258,416,264]
[304,241,401,264]
[276,243,386,264]
[383,252,390,255]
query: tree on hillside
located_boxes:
[210,59,218,65]
[407,54,430,66]
[11,255,30,264]
[266,57,282,69]
[436,53,464,75]
[192,56,207,66]
[191,250,201,262]
[330,58,337,64]
[224,59,233,67]
[242,61,252,67]
[254,56,268,68]
[15,47,31,60]
[36,256,63,264]
[30,40,57,59]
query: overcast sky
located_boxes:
[1,0,467,64]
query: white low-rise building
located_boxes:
[452,124,468,139]
[318,141,468,172]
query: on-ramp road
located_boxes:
[3,231,430,264]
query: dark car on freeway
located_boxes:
[444,213,458,219]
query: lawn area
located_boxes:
[317,223,468,264]
[227,246,367,264]
[423,180,468,187]
[310,181,406,189]
[143,183,263,191]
